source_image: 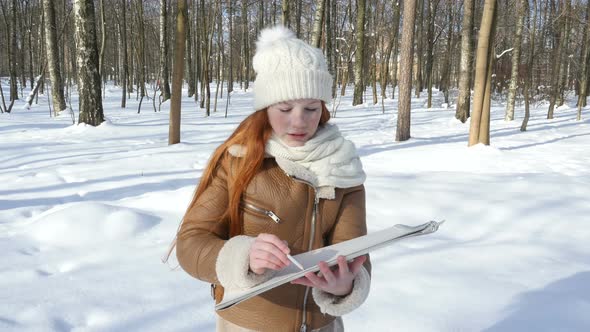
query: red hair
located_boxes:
[165,103,330,260]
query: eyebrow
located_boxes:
[279,101,321,107]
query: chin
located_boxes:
[286,141,305,147]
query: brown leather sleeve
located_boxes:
[176,157,232,284]
[328,185,372,275]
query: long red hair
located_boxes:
[165,103,330,260]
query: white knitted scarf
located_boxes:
[264,124,366,199]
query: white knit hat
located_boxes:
[252,25,333,111]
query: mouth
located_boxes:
[288,133,307,139]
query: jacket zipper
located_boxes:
[241,202,282,223]
[286,174,319,332]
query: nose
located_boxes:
[291,107,307,128]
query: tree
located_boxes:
[0,0,20,101]
[73,0,104,126]
[117,0,129,108]
[547,1,567,120]
[576,0,590,121]
[311,0,326,48]
[389,0,401,99]
[135,0,147,113]
[468,0,497,146]
[521,0,535,132]
[169,0,186,145]
[43,0,67,114]
[159,0,171,102]
[425,0,441,108]
[455,0,475,123]
[352,0,366,106]
[397,0,418,142]
[505,0,526,121]
[98,0,106,79]
[282,0,289,27]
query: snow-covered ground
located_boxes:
[1,82,589,332]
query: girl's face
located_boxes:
[267,99,322,147]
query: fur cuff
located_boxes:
[312,266,371,316]
[215,235,275,290]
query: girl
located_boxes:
[174,25,371,332]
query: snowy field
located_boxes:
[1,82,589,332]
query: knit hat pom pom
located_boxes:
[256,25,296,50]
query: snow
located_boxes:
[1,83,589,332]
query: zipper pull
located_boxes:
[299,323,307,332]
[266,211,282,223]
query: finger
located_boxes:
[253,241,291,266]
[349,255,367,275]
[337,256,349,274]
[258,233,290,254]
[252,257,283,271]
[291,277,314,287]
[305,271,326,288]
[318,261,336,284]
[252,248,287,268]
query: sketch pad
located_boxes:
[215,220,444,311]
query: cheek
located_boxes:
[268,112,288,134]
[308,112,322,129]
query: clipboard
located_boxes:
[216,220,444,311]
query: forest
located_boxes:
[1,0,588,144]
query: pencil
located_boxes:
[287,254,304,270]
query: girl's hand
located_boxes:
[249,233,291,275]
[291,255,367,296]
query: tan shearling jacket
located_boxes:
[176,153,371,332]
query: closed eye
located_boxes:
[305,108,319,112]
[279,108,292,112]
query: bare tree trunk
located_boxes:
[187,0,196,98]
[73,0,104,126]
[241,0,250,91]
[352,0,366,106]
[170,0,186,145]
[282,0,289,27]
[227,0,233,95]
[296,0,302,37]
[468,0,497,146]
[547,1,566,119]
[327,0,337,97]
[135,0,147,111]
[556,0,571,107]
[521,0,535,131]
[43,0,67,114]
[159,0,171,101]
[577,0,590,120]
[414,0,423,98]
[311,0,326,48]
[505,0,526,121]
[1,0,20,101]
[397,0,417,142]
[119,0,128,108]
[386,0,400,99]
[425,0,440,108]
[98,0,106,79]
[455,0,474,123]
[439,0,454,105]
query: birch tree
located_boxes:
[505,0,526,121]
[456,0,474,123]
[311,0,326,48]
[352,0,366,106]
[73,0,104,126]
